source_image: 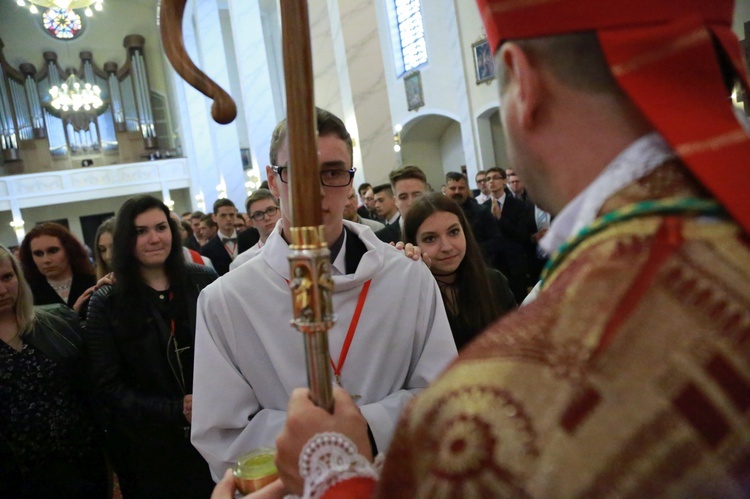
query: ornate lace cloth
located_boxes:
[285,432,380,499]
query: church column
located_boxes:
[172,0,218,213]
[225,0,282,185]
[331,0,397,185]
[440,0,478,177]
[191,0,244,208]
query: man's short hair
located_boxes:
[200,214,217,228]
[213,198,236,214]
[445,171,468,184]
[485,167,506,179]
[475,170,487,179]
[269,107,353,165]
[190,210,205,220]
[508,33,622,96]
[245,188,278,213]
[372,183,393,197]
[389,165,426,188]
[357,182,372,196]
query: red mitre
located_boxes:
[476,0,750,232]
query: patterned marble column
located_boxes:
[305,0,396,186]
[330,0,396,185]
[439,0,477,177]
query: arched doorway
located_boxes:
[400,114,464,191]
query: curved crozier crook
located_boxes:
[159,0,237,124]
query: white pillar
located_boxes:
[192,0,244,208]
[226,0,282,184]
[330,0,397,187]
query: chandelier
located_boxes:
[15,0,103,16]
[49,72,103,112]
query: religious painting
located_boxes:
[472,38,495,84]
[404,71,424,112]
[240,148,251,169]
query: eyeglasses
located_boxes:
[249,206,280,221]
[476,179,488,184]
[486,175,505,181]
[271,165,355,188]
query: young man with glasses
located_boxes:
[191,108,456,480]
[483,166,536,303]
[228,189,280,271]
[475,170,490,204]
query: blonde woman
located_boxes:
[0,245,107,497]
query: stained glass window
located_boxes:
[391,0,427,76]
[42,8,83,40]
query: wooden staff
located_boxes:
[159,0,334,412]
[279,0,335,412]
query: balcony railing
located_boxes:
[0,157,189,211]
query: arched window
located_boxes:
[388,0,427,76]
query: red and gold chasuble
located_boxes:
[374,165,750,497]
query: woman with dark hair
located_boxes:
[403,192,516,349]
[19,223,96,316]
[0,245,107,497]
[85,195,217,498]
[94,217,116,280]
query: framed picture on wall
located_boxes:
[472,38,495,84]
[240,148,251,169]
[404,71,425,111]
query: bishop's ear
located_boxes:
[498,42,541,130]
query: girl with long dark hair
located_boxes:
[85,195,217,498]
[403,192,516,349]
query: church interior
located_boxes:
[0,0,747,250]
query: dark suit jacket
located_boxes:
[184,235,201,252]
[237,227,260,253]
[374,216,401,244]
[483,195,536,301]
[199,236,233,276]
[460,197,501,265]
[357,205,371,220]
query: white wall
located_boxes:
[489,111,510,170]
[440,121,465,175]
[400,140,443,189]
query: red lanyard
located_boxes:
[169,291,176,337]
[284,278,372,385]
[330,280,371,384]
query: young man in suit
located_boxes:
[483,166,535,303]
[374,166,428,244]
[199,199,239,276]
